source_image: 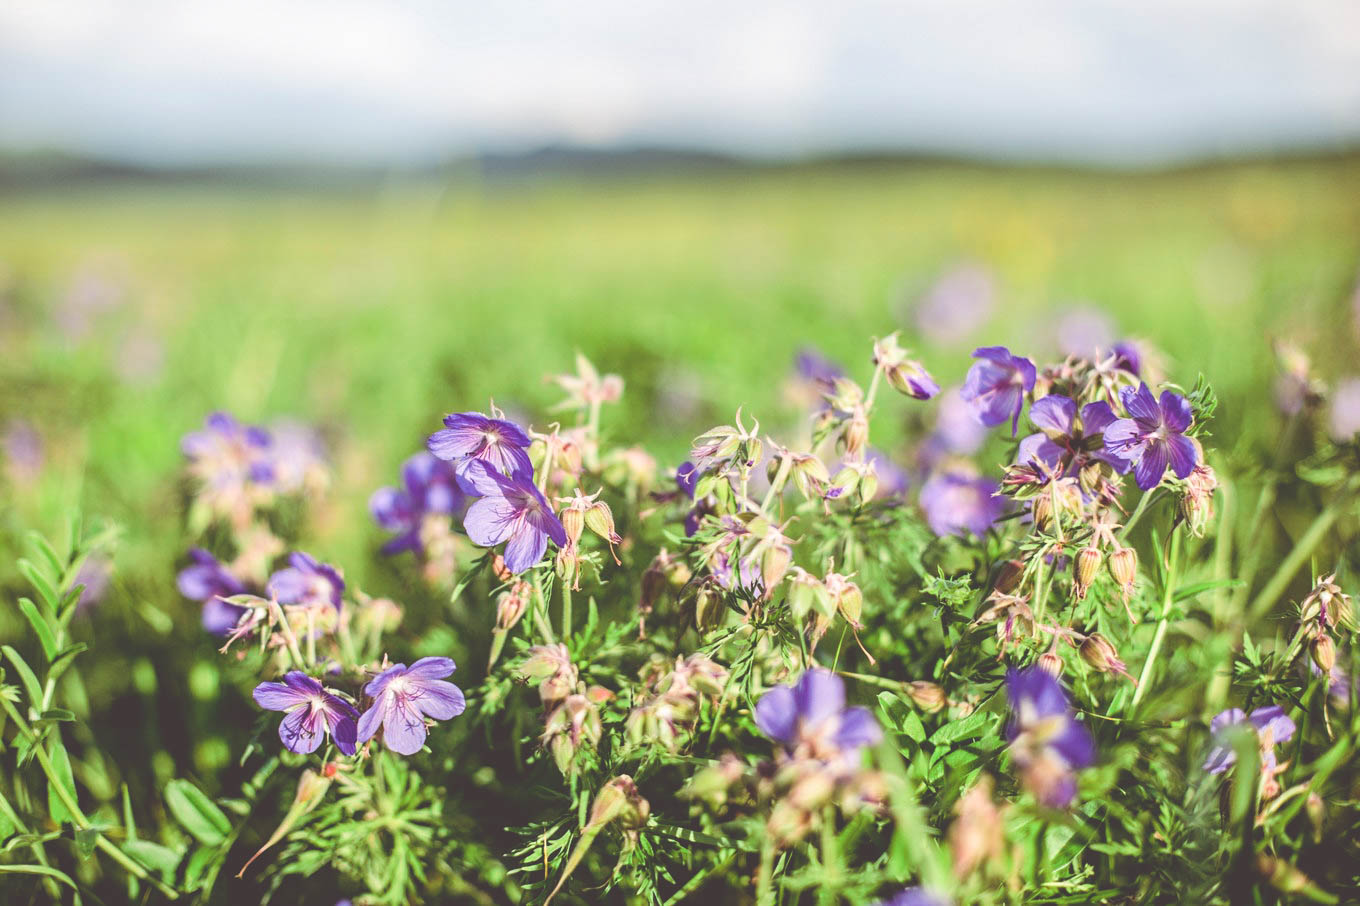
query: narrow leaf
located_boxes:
[47,741,77,825]
[165,780,230,846]
[17,600,58,662]
[2,646,43,707]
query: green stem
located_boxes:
[532,576,556,645]
[1031,553,1051,627]
[0,700,179,899]
[561,582,573,640]
[760,454,794,515]
[1130,531,1179,711]
[817,807,840,905]
[0,788,62,900]
[1119,490,1158,541]
[864,367,883,413]
[756,835,777,906]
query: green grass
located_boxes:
[1,158,1357,592]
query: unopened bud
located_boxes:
[1311,633,1336,673]
[857,462,879,504]
[693,584,724,632]
[1306,792,1325,841]
[761,544,792,592]
[1031,494,1053,532]
[905,681,946,712]
[585,776,635,831]
[828,466,859,501]
[791,454,830,500]
[1108,546,1138,597]
[496,585,528,631]
[1073,546,1102,600]
[560,506,586,547]
[1037,651,1064,677]
[994,560,1025,595]
[585,500,621,547]
[834,581,863,628]
[843,410,869,456]
[1079,633,1120,673]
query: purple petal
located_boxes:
[1209,708,1245,734]
[1051,719,1096,769]
[755,685,797,744]
[330,714,358,756]
[1017,434,1064,469]
[370,486,414,532]
[502,525,549,573]
[793,669,846,728]
[278,707,323,754]
[1120,382,1160,423]
[382,700,429,755]
[363,664,405,698]
[1080,401,1118,434]
[833,706,883,750]
[253,680,307,712]
[356,702,385,743]
[455,458,509,497]
[1248,706,1296,745]
[1030,395,1076,436]
[971,346,1014,366]
[1133,441,1169,490]
[1159,391,1193,433]
[406,657,456,680]
[1166,434,1198,479]
[462,496,520,547]
[1202,743,1237,774]
[202,597,248,635]
[413,680,466,720]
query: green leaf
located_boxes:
[0,863,78,889]
[16,559,59,614]
[182,843,218,890]
[1172,579,1242,603]
[17,600,58,662]
[46,741,77,825]
[928,709,990,745]
[122,784,138,841]
[2,646,43,708]
[125,839,182,878]
[25,531,65,581]
[164,780,230,846]
[37,709,75,724]
[47,644,88,684]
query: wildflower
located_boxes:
[960,346,1036,436]
[874,887,949,906]
[370,452,464,555]
[1016,395,1129,476]
[356,657,466,756]
[181,412,275,519]
[427,410,534,480]
[459,460,567,574]
[1204,705,1295,795]
[267,552,344,611]
[1005,666,1096,808]
[919,470,1004,538]
[1300,572,1354,631]
[755,669,882,764]
[266,419,329,495]
[550,352,623,411]
[1110,340,1143,377]
[252,671,359,755]
[873,332,940,400]
[177,548,249,634]
[1103,382,1199,490]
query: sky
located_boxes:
[2,0,1359,166]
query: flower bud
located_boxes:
[496,585,527,631]
[1311,633,1336,673]
[1108,546,1138,598]
[994,559,1025,595]
[585,500,622,547]
[791,454,830,500]
[905,680,946,712]
[761,544,792,592]
[1306,792,1325,842]
[560,506,586,548]
[1079,633,1120,673]
[693,583,724,632]
[1037,651,1064,677]
[1073,546,1102,600]
[1031,494,1053,532]
[843,409,869,456]
[833,580,863,628]
[828,466,859,501]
[857,462,879,505]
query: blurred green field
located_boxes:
[2,156,1359,622]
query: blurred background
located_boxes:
[2,2,1360,675]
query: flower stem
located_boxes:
[561,582,573,640]
[1130,530,1179,711]
[759,454,793,516]
[1244,488,1354,624]
[1119,489,1158,541]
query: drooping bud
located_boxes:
[1107,546,1138,599]
[842,407,869,457]
[873,332,939,400]
[905,680,947,712]
[791,453,830,501]
[496,583,528,631]
[1037,651,1064,678]
[1311,633,1336,673]
[585,500,623,556]
[761,543,793,592]
[994,559,1025,595]
[1073,546,1102,600]
[560,506,586,549]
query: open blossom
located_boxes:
[182,412,275,516]
[267,552,344,610]
[755,669,882,764]
[459,460,567,573]
[427,411,533,480]
[253,671,359,755]
[875,888,948,906]
[1204,705,1295,776]
[1017,395,1129,476]
[357,657,466,755]
[266,419,329,495]
[919,470,1004,538]
[1103,383,1199,491]
[1006,666,1096,808]
[960,346,1036,436]
[370,452,465,555]
[177,548,249,634]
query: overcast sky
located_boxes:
[2,0,1359,165]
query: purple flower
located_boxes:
[458,460,567,574]
[177,549,250,634]
[357,657,466,755]
[182,412,275,488]
[370,452,465,555]
[1017,395,1129,476]
[960,346,1036,436]
[427,411,533,480]
[875,888,948,906]
[919,471,1004,538]
[267,552,343,610]
[1110,341,1142,377]
[266,419,328,494]
[1005,667,1095,808]
[252,671,359,755]
[794,347,845,392]
[1103,383,1199,491]
[913,264,995,345]
[1203,705,1295,774]
[755,669,882,762]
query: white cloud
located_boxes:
[1,0,1358,163]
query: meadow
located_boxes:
[1,155,1358,904]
